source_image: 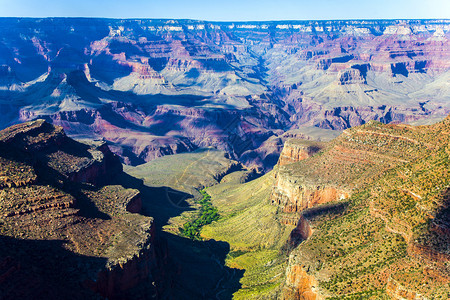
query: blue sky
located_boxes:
[0,0,449,21]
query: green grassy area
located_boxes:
[227,249,286,299]
[124,148,239,195]
[124,148,243,233]
[201,172,294,299]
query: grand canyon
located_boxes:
[0,18,449,299]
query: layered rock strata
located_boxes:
[0,120,167,299]
[1,18,449,170]
[277,139,324,167]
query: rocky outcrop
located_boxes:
[0,121,169,299]
[0,119,66,151]
[285,215,312,250]
[271,119,436,215]
[282,259,320,300]
[337,68,366,85]
[0,119,123,186]
[271,137,348,213]
[86,219,160,299]
[277,139,324,166]
[271,171,349,213]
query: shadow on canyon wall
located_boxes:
[116,172,245,299]
[0,167,243,299]
[0,235,106,300]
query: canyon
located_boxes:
[1,17,450,300]
[3,114,450,299]
[0,18,449,170]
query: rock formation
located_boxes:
[0,120,168,299]
[0,18,449,170]
[282,262,319,300]
[277,139,324,166]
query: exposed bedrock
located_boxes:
[282,259,320,300]
[1,19,449,171]
[85,222,167,299]
[284,215,313,251]
[277,139,324,166]
[337,68,366,85]
[0,119,123,186]
[29,100,286,170]
[276,117,450,299]
[270,171,349,213]
[0,120,170,299]
[286,100,434,131]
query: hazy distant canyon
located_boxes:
[0,18,449,170]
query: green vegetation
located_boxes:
[277,118,450,298]
[124,148,236,196]
[201,173,294,299]
[131,116,450,298]
[181,189,219,240]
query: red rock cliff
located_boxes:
[282,259,320,300]
[271,170,349,213]
[277,139,324,167]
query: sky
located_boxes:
[0,0,449,21]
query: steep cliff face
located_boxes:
[271,120,434,214]
[277,139,324,166]
[337,68,366,85]
[282,263,319,300]
[0,120,169,299]
[271,138,346,213]
[285,215,313,249]
[271,172,349,213]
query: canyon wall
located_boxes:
[275,117,450,298]
[271,137,349,214]
[277,139,324,166]
[282,262,320,300]
[0,120,169,299]
[271,172,349,213]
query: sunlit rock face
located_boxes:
[0,18,449,170]
[271,114,450,299]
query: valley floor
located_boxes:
[124,150,294,299]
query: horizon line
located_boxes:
[0,16,449,23]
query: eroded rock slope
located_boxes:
[0,120,168,299]
[272,116,450,299]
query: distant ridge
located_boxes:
[0,17,449,170]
